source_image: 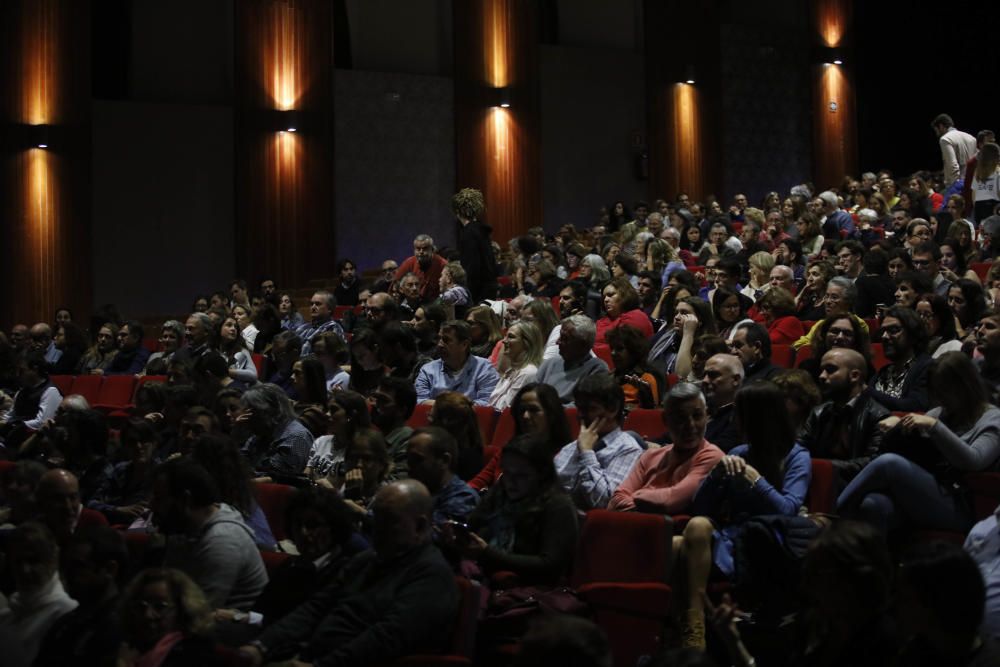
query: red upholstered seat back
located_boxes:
[571,509,673,587]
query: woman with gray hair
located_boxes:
[143,320,185,375]
[236,383,313,480]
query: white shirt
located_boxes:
[487,364,538,412]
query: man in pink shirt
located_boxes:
[609,383,724,513]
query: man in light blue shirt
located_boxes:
[554,373,642,510]
[414,320,499,406]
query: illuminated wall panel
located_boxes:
[1,0,91,329]
[235,0,333,287]
[811,0,857,189]
[644,0,722,202]
[454,0,541,243]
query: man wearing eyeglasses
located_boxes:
[911,241,952,297]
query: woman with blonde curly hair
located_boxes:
[116,568,216,667]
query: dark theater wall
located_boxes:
[91,101,235,318]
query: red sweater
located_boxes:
[595,309,653,346]
[394,254,447,302]
[768,316,805,346]
[609,441,724,513]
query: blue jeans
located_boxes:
[835,454,972,534]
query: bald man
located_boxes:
[701,354,744,452]
[30,322,62,365]
[36,469,108,544]
[241,480,458,667]
[800,348,889,491]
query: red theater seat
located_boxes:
[256,483,296,542]
[69,375,103,404]
[771,344,794,369]
[407,403,434,429]
[491,409,516,448]
[807,459,836,514]
[572,510,673,667]
[623,408,665,440]
[51,375,74,395]
[93,375,137,412]
[870,343,889,371]
[473,405,499,445]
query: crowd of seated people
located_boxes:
[2,138,1000,665]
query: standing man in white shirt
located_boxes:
[932,113,978,188]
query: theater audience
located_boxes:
[190,434,276,550]
[153,458,268,610]
[595,277,654,346]
[489,321,544,411]
[237,383,313,479]
[37,468,109,545]
[115,568,218,667]
[105,321,151,376]
[87,417,158,525]
[535,314,609,404]
[0,522,79,667]
[78,322,119,374]
[700,353,744,452]
[799,348,888,491]
[755,286,804,345]
[839,351,1000,536]
[242,486,358,625]
[34,525,128,667]
[869,306,932,412]
[729,321,781,383]
[607,324,663,409]
[449,433,578,585]
[145,320,185,373]
[304,390,370,487]
[238,480,458,667]
[405,426,479,526]
[429,391,485,481]
[415,320,500,406]
[676,381,810,649]
[554,373,641,510]
[610,383,723,513]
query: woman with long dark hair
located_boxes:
[469,383,572,492]
[448,433,578,585]
[606,324,664,409]
[217,316,257,384]
[671,381,811,649]
[915,293,962,358]
[948,278,988,340]
[712,287,748,340]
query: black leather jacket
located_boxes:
[799,390,889,491]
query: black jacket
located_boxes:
[255,542,457,667]
[458,220,497,302]
[706,403,741,453]
[799,391,889,490]
[869,353,932,412]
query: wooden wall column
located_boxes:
[453,0,542,244]
[235,0,334,288]
[644,0,723,203]
[810,0,857,190]
[0,0,91,330]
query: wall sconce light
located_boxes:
[681,65,696,85]
[26,124,51,149]
[814,46,844,65]
[278,110,301,133]
[490,87,511,108]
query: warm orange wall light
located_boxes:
[24,148,61,310]
[265,1,305,110]
[670,83,703,197]
[484,0,510,87]
[816,0,848,47]
[20,0,59,124]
